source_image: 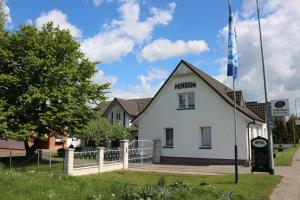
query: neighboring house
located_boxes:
[99,98,152,139]
[37,134,75,151]
[133,60,267,166]
[0,139,25,151]
[0,139,25,157]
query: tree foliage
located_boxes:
[81,114,130,146]
[0,23,109,141]
[273,119,289,143]
[286,115,300,143]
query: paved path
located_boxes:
[271,148,300,200]
[128,163,251,175]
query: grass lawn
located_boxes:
[0,167,281,200]
[274,144,300,166]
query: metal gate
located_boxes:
[128,140,153,167]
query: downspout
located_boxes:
[247,121,256,163]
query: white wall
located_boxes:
[138,63,254,160]
[105,102,132,128]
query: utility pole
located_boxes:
[255,0,274,175]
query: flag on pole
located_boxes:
[227,0,238,79]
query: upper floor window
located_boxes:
[178,92,195,109]
[110,112,114,124]
[116,112,121,120]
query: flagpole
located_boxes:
[255,0,275,175]
[228,0,239,184]
[233,79,238,184]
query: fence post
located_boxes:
[153,140,161,163]
[97,147,105,173]
[64,148,74,175]
[120,140,129,170]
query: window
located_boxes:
[178,92,195,109]
[200,127,212,148]
[165,128,173,147]
[188,93,195,107]
[179,94,186,108]
[116,112,121,120]
[110,112,114,124]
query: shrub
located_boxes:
[140,185,159,199]
[215,191,234,200]
[170,180,192,191]
[120,185,140,200]
[157,176,166,187]
[56,148,65,157]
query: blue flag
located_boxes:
[227,1,238,79]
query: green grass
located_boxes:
[0,167,281,200]
[274,144,300,166]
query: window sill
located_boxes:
[199,146,212,149]
[163,146,174,148]
[176,107,195,110]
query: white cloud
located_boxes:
[140,38,209,62]
[91,69,118,86]
[87,0,113,7]
[81,31,135,63]
[35,9,82,38]
[217,0,300,113]
[1,0,11,24]
[81,0,176,63]
[91,0,103,7]
[108,67,168,99]
[26,19,33,25]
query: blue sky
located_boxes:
[4,0,300,112]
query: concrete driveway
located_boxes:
[128,163,251,175]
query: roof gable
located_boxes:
[133,60,264,123]
[102,98,152,117]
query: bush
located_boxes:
[120,185,140,200]
[140,185,159,199]
[157,176,166,187]
[170,180,192,191]
[56,148,65,157]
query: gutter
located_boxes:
[247,121,256,162]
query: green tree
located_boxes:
[0,23,109,151]
[273,119,289,143]
[81,114,130,146]
[286,115,300,144]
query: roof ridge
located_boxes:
[133,60,264,123]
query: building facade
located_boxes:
[133,60,267,165]
[100,97,152,138]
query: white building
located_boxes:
[100,98,152,139]
[133,60,267,165]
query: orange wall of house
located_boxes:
[47,135,67,151]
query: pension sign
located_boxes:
[174,82,196,90]
[271,99,289,116]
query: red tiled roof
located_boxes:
[0,139,25,150]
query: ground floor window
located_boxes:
[165,128,174,148]
[200,127,212,148]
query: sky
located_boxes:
[3,0,300,113]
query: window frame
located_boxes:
[177,92,195,110]
[199,127,212,149]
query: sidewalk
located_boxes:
[271,148,300,200]
[128,163,251,175]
